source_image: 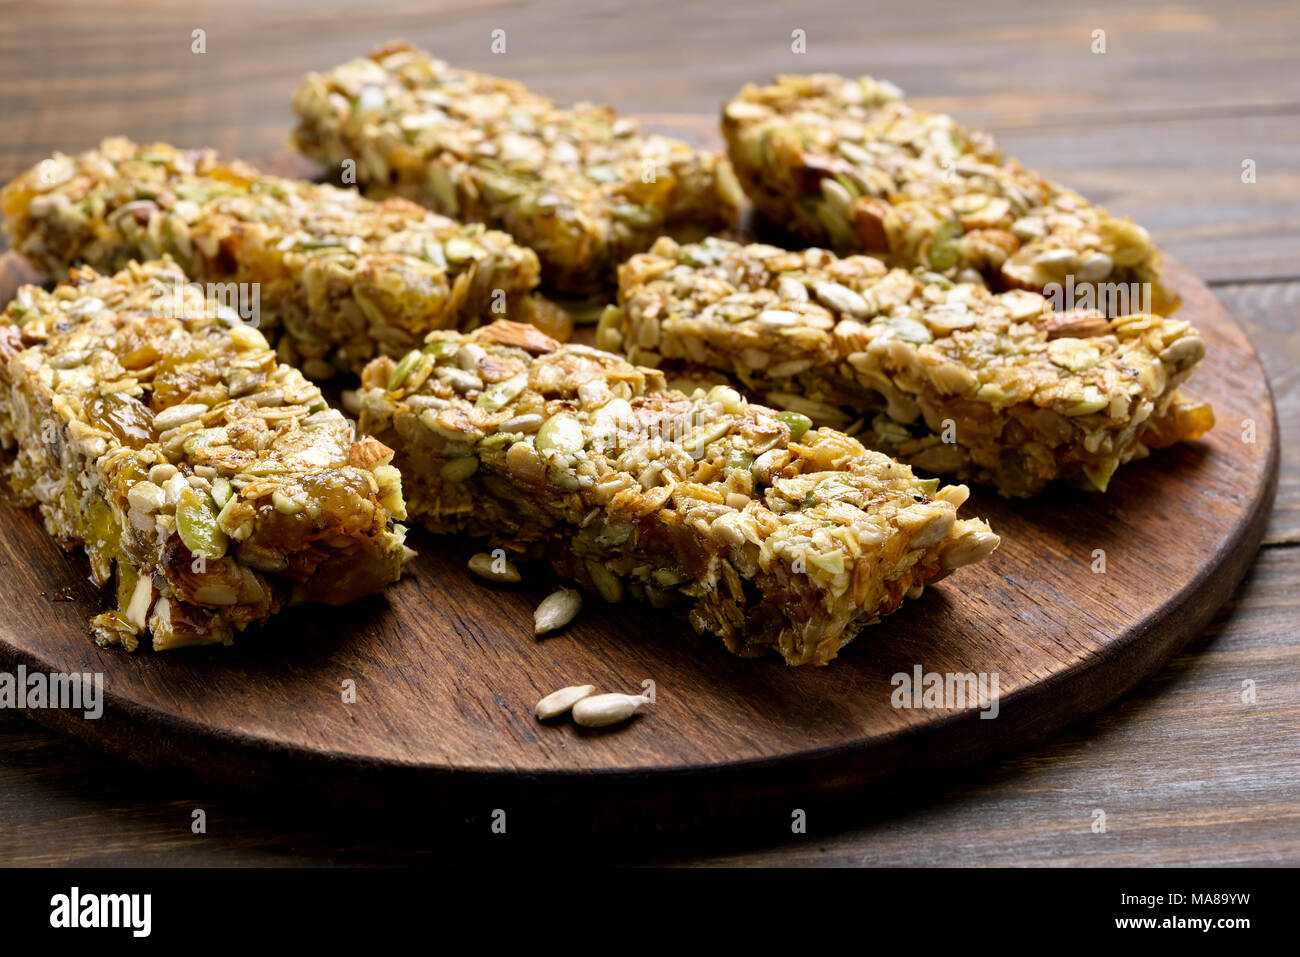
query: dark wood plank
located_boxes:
[992,115,1300,285]
[3,0,1299,138]
[1213,282,1300,545]
[2,1,1299,285]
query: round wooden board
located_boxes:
[0,251,1277,830]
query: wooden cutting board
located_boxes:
[0,155,1278,829]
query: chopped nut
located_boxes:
[1044,309,1111,340]
[474,319,561,356]
[348,435,395,470]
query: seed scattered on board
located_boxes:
[534,587,582,635]
[467,551,520,582]
[572,693,650,728]
[535,684,596,720]
[534,687,650,728]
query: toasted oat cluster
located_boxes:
[357,320,998,666]
[0,260,410,651]
[0,137,550,377]
[722,74,1167,310]
[599,237,1213,497]
[291,42,742,295]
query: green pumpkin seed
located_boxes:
[476,373,528,412]
[440,456,480,482]
[928,218,963,271]
[176,490,228,560]
[777,410,813,440]
[388,350,423,390]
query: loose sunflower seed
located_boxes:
[534,587,582,635]
[535,683,597,719]
[571,692,649,728]
[468,551,521,582]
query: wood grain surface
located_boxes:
[0,0,1297,866]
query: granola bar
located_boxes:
[0,259,410,651]
[291,42,743,295]
[357,320,999,666]
[598,237,1213,498]
[0,137,549,378]
[723,74,1169,311]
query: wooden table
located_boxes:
[0,0,1296,866]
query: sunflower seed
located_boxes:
[535,684,597,719]
[534,587,582,635]
[468,551,521,582]
[572,693,650,728]
[811,280,870,318]
[1076,251,1114,283]
[152,403,208,432]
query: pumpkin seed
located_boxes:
[176,489,228,559]
[776,409,813,440]
[388,350,423,390]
